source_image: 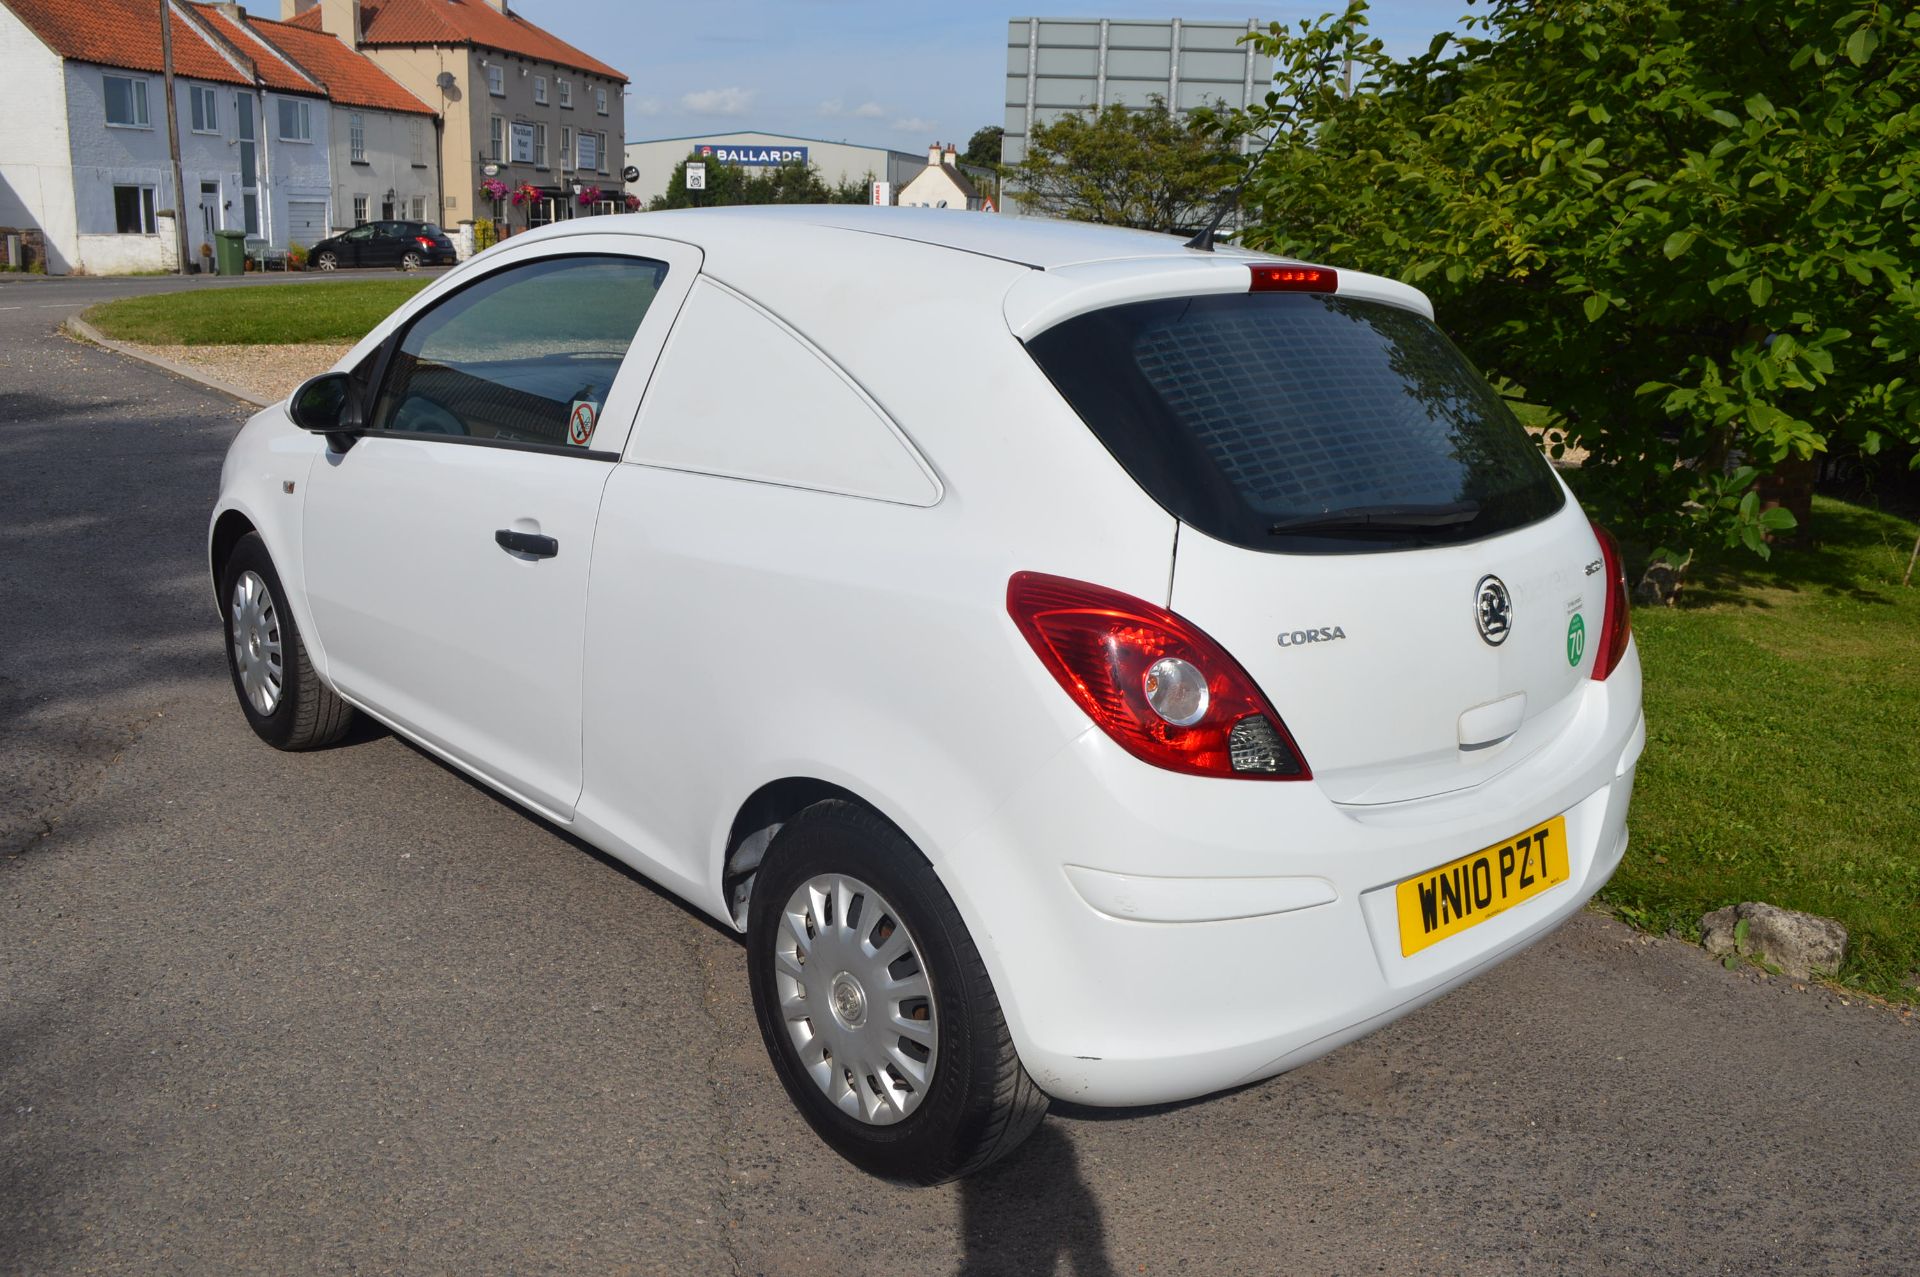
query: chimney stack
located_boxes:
[942,144,958,167]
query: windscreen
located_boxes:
[1025,292,1565,553]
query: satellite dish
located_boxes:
[436,71,455,89]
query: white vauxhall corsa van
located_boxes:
[209,207,1644,1183]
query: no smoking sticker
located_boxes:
[567,399,599,447]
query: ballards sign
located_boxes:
[697,144,809,166]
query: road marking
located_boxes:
[0,305,23,311]
[40,303,72,309]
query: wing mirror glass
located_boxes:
[288,371,363,449]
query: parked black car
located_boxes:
[309,221,457,272]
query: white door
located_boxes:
[198,182,219,263]
[300,243,696,818]
[286,200,327,247]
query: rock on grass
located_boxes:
[1701,902,1849,981]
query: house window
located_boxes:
[558,79,572,109]
[597,133,608,173]
[353,194,368,225]
[595,87,608,115]
[411,195,426,220]
[534,123,548,168]
[487,64,505,96]
[103,75,150,128]
[533,75,548,105]
[349,112,366,162]
[277,98,312,142]
[489,115,503,162]
[560,125,572,170]
[412,120,426,166]
[576,130,598,172]
[189,85,217,134]
[113,185,156,234]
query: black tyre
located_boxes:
[220,532,354,751]
[747,801,1048,1184]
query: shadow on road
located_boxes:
[957,1124,1116,1276]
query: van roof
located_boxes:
[545,205,1266,271]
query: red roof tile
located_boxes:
[188,3,318,95]
[243,13,435,116]
[282,6,322,31]
[4,0,252,85]
[357,0,626,83]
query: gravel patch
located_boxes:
[124,342,350,403]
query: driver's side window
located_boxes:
[342,225,373,242]
[367,254,668,450]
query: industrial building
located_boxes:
[624,132,957,206]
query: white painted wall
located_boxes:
[329,105,436,233]
[0,3,78,272]
[260,91,332,250]
[62,63,261,272]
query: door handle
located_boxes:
[495,529,559,559]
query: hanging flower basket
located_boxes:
[509,182,541,207]
[479,177,509,202]
[624,194,642,212]
[576,185,602,206]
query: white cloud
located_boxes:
[892,116,937,135]
[680,87,755,117]
[818,98,891,121]
[632,97,663,116]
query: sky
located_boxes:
[242,2,1476,152]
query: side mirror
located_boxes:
[288,371,363,451]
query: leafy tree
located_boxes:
[648,155,875,210]
[1216,0,1920,564]
[1002,98,1239,232]
[964,125,1005,168]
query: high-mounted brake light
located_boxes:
[1588,520,1632,680]
[1007,572,1309,780]
[1249,264,1336,294]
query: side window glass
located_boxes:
[342,226,372,242]
[370,255,667,449]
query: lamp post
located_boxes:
[158,0,190,275]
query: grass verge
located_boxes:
[1606,496,1920,1001]
[82,278,431,345]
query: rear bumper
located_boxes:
[938,650,1644,1107]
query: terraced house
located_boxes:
[0,0,437,273]
[277,0,629,232]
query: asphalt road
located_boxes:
[3,273,1915,1276]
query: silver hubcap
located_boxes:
[318,255,334,270]
[230,570,284,716]
[775,874,937,1125]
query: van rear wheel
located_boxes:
[746,801,1048,1184]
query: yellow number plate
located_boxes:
[1396,816,1569,957]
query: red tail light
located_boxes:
[415,236,436,249]
[1589,521,1632,680]
[1007,572,1309,780]
[1249,264,1336,293]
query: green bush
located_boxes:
[1216,0,1920,564]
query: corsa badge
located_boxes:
[1475,574,1512,647]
